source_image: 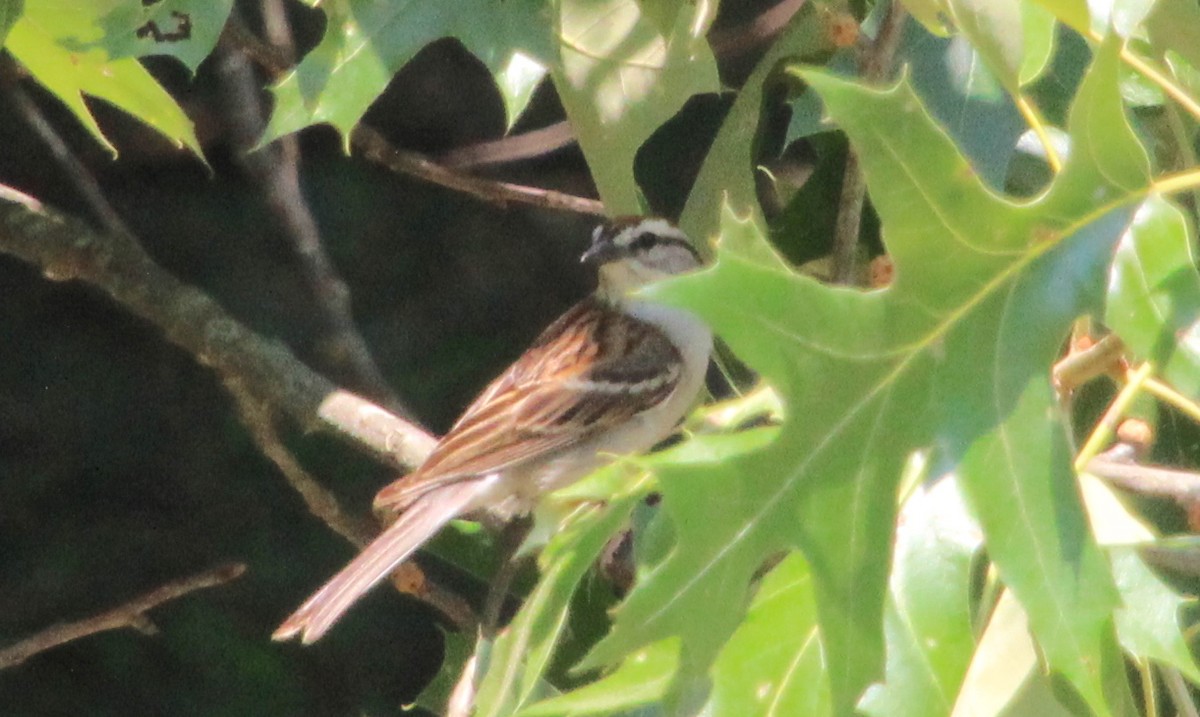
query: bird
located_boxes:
[272,216,712,644]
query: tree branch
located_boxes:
[216,7,418,419]
[219,17,605,217]
[0,187,436,471]
[0,563,246,670]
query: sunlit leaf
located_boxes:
[95,0,234,72]
[516,640,678,716]
[0,0,22,46]
[895,25,1023,188]
[585,31,1148,715]
[5,0,201,156]
[681,2,836,240]
[1019,3,1057,85]
[552,0,718,213]
[705,554,829,717]
[861,478,979,717]
[949,591,1074,717]
[1146,0,1200,69]
[904,0,953,37]
[262,0,553,144]
[474,488,643,717]
[1107,195,1200,396]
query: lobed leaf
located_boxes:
[262,0,553,144]
[587,30,1151,715]
[552,0,718,213]
[5,0,201,156]
[1107,195,1200,396]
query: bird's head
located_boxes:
[583,217,702,297]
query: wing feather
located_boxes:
[374,297,681,511]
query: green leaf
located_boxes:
[704,553,830,717]
[860,479,979,717]
[1031,0,1091,36]
[1019,3,1057,85]
[895,25,1024,188]
[517,639,678,717]
[956,379,1122,714]
[904,0,953,37]
[0,0,22,46]
[1146,0,1200,69]
[943,0,1056,92]
[474,485,644,717]
[1107,195,1200,396]
[945,0,1025,94]
[414,629,477,714]
[1111,546,1200,683]
[586,30,1149,716]
[95,0,234,72]
[262,0,553,144]
[5,0,202,156]
[682,2,835,242]
[552,0,718,213]
[1080,473,1200,684]
[949,591,1076,717]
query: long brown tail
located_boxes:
[272,477,495,644]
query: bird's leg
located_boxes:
[482,514,534,636]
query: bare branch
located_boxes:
[226,376,475,629]
[438,121,576,169]
[226,376,379,547]
[0,563,246,670]
[0,190,435,471]
[219,17,606,217]
[1086,456,1200,503]
[0,63,132,240]
[350,125,606,215]
[708,0,807,59]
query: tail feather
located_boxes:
[273,478,494,644]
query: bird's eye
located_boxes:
[630,232,657,252]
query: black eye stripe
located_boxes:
[630,232,657,251]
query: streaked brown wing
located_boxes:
[374,297,682,511]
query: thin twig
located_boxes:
[1163,666,1200,717]
[225,376,378,547]
[831,0,907,284]
[0,58,132,239]
[1087,455,1200,503]
[219,17,605,217]
[226,376,475,628]
[1074,362,1154,472]
[0,563,246,670]
[438,121,576,169]
[1052,334,1126,394]
[351,125,605,215]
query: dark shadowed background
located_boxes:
[0,1,832,714]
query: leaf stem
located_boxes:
[1074,362,1154,473]
[1144,377,1200,425]
[1014,94,1063,173]
[1151,167,1200,198]
[1162,101,1200,214]
[1105,37,1200,122]
[1139,658,1159,717]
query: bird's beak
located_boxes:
[581,237,621,265]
